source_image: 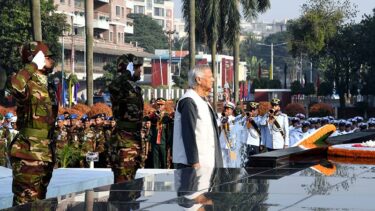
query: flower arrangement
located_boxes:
[87,102,113,118]
[309,103,334,117]
[284,103,306,117]
[258,101,271,116]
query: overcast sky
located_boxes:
[173,0,375,23]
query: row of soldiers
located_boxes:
[51,98,175,169]
[0,113,18,167]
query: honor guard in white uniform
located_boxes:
[260,98,289,151]
[243,101,262,166]
[289,121,311,146]
[219,102,236,167]
[330,120,347,137]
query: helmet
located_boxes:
[21,41,52,63]
[5,112,14,119]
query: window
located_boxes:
[155,19,164,27]
[60,0,65,3]
[122,7,125,18]
[147,0,152,9]
[109,32,113,42]
[154,7,164,17]
[118,32,121,43]
[144,67,152,74]
[154,0,164,4]
[134,5,145,14]
[116,6,121,16]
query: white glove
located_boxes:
[126,62,134,76]
[32,51,46,70]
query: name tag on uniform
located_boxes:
[86,152,99,162]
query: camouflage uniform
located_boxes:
[78,124,96,168]
[108,54,144,183]
[7,42,57,206]
[93,124,107,168]
[0,126,7,167]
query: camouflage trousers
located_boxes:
[0,140,6,167]
[110,131,143,184]
[10,157,54,206]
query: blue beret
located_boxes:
[57,115,65,121]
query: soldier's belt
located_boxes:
[117,121,138,132]
[20,128,49,139]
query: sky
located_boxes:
[173,0,375,23]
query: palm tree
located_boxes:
[224,0,271,103]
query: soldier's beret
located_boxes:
[106,116,114,121]
[127,53,144,66]
[5,112,14,119]
[224,102,235,110]
[81,114,89,122]
[270,98,280,106]
[92,113,106,119]
[57,115,65,121]
[156,98,166,105]
[247,101,259,110]
[68,114,78,120]
[21,41,53,63]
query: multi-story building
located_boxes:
[54,0,153,81]
[241,19,288,40]
[132,0,174,30]
[173,18,186,38]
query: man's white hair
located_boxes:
[188,64,211,88]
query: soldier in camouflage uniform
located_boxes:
[7,41,57,205]
[54,115,68,167]
[108,54,144,183]
[92,113,107,168]
[78,115,96,168]
[0,114,7,167]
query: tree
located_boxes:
[126,14,168,53]
[172,56,189,89]
[317,81,333,96]
[224,0,270,103]
[288,0,357,58]
[290,81,303,95]
[0,0,68,74]
[246,56,265,80]
[303,82,316,95]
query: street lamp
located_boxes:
[256,42,287,80]
[164,29,176,99]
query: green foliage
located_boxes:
[317,81,333,96]
[251,78,281,92]
[246,56,265,80]
[268,79,282,89]
[0,0,68,74]
[288,0,357,58]
[126,14,168,53]
[290,81,303,95]
[56,144,81,168]
[303,82,316,95]
[172,55,189,89]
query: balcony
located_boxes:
[95,0,109,3]
[93,12,110,30]
[124,18,134,34]
[74,11,85,27]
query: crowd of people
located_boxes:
[3,40,374,207]
[217,99,375,168]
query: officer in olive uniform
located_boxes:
[108,54,144,183]
[55,115,68,167]
[92,113,107,168]
[148,98,173,169]
[7,41,57,205]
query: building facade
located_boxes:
[132,0,174,30]
[54,0,153,80]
